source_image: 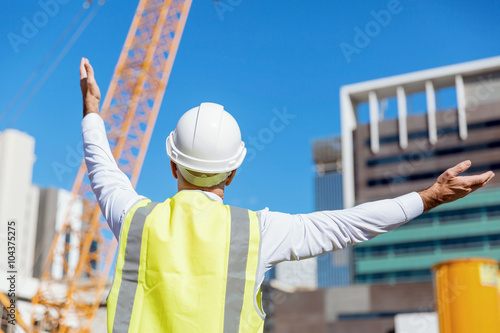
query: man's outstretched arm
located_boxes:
[260,161,494,267]
[80,58,144,240]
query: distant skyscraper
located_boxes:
[0,129,39,287]
[340,56,500,284]
[313,137,351,287]
[273,137,353,289]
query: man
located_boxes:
[79,57,494,333]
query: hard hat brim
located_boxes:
[166,133,246,173]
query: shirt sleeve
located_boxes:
[258,192,423,269]
[81,113,146,240]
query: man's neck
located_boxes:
[178,185,224,200]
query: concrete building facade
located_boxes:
[0,129,39,286]
[273,281,434,333]
[0,129,83,289]
[263,56,500,333]
[340,56,500,284]
[34,188,83,279]
[0,129,87,331]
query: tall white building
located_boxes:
[0,129,39,291]
[35,188,82,280]
[0,129,86,331]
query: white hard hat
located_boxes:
[166,102,246,173]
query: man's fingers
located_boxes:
[447,160,472,178]
[84,61,95,82]
[475,171,494,185]
[80,57,94,81]
[80,57,87,80]
[469,173,494,192]
[475,171,493,184]
[461,171,495,187]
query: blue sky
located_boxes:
[1,0,500,214]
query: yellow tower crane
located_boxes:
[0,0,191,331]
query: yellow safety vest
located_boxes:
[107,190,265,332]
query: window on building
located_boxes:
[486,206,500,219]
[354,245,390,259]
[371,245,389,258]
[440,236,485,251]
[367,272,387,284]
[354,247,369,259]
[394,269,432,283]
[488,234,500,247]
[356,269,432,284]
[393,241,434,255]
[403,214,434,228]
[441,208,482,223]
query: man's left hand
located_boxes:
[80,57,101,117]
[418,160,495,212]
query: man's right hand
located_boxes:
[80,57,101,117]
[418,160,495,212]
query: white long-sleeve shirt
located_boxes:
[82,113,423,289]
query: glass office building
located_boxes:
[354,186,500,284]
[313,138,351,287]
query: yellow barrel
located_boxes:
[433,258,500,333]
[498,270,500,319]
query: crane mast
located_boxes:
[29,0,192,331]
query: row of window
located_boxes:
[398,205,500,229]
[354,234,500,259]
[364,119,500,148]
[367,141,500,168]
[367,161,500,187]
[356,269,432,284]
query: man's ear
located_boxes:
[170,161,178,179]
[225,169,237,186]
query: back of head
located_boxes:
[166,103,246,187]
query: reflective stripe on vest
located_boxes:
[224,206,250,332]
[112,201,159,333]
[107,191,264,332]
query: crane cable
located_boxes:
[0,1,106,128]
